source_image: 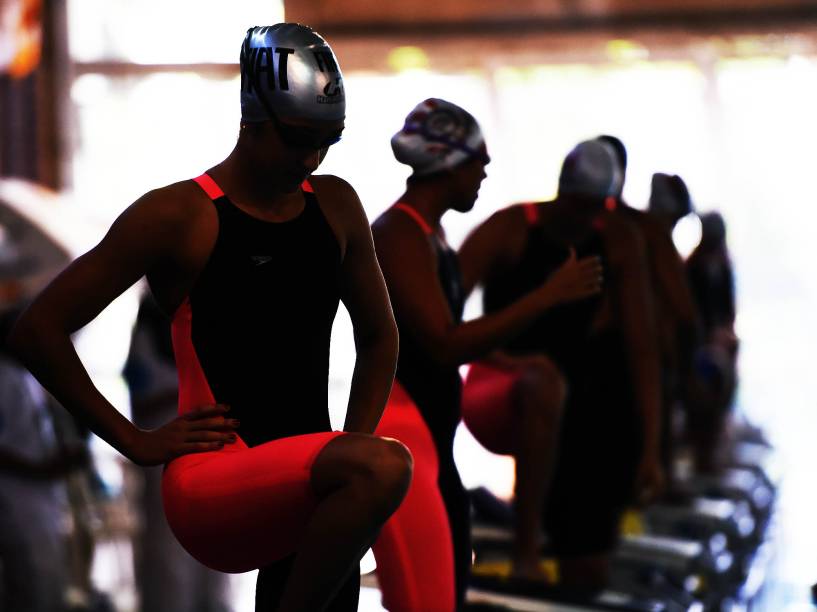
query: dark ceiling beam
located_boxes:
[299,6,817,39]
[73,62,237,77]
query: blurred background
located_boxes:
[1,0,816,610]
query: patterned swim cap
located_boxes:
[391,99,486,177]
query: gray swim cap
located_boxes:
[558,140,622,198]
[391,99,486,177]
[240,24,345,123]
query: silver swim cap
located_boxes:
[558,140,622,199]
[391,99,487,177]
[240,24,345,123]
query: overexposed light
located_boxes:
[71,73,110,105]
[673,212,702,258]
[68,0,283,64]
[360,549,377,574]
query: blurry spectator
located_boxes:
[0,303,87,612]
[123,292,232,612]
[0,189,75,611]
[0,189,117,612]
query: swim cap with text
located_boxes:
[240,24,345,123]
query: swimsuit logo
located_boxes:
[250,255,274,266]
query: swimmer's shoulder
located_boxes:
[475,202,538,259]
[120,179,216,225]
[302,174,370,259]
[111,179,219,263]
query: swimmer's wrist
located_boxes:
[118,424,146,463]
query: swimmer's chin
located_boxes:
[278,173,310,193]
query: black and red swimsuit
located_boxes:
[163,174,358,608]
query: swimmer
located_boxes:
[10,23,411,612]
[460,139,664,588]
[372,100,602,608]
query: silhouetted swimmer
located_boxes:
[598,136,701,487]
[462,139,664,589]
[10,23,411,612]
[372,99,602,609]
[685,211,738,474]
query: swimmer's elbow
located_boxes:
[356,315,399,361]
[7,309,37,365]
[7,303,61,368]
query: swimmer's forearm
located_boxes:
[9,311,140,459]
[428,290,548,368]
[343,325,398,433]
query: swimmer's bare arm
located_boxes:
[373,209,602,369]
[459,206,558,369]
[313,176,398,434]
[8,188,237,465]
[605,218,664,498]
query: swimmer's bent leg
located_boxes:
[164,431,412,611]
[162,431,346,573]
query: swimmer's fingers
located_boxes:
[186,416,240,432]
[185,430,237,444]
[183,403,231,420]
[575,255,603,276]
[179,441,230,454]
[563,257,603,299]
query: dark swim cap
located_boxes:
[649,173,692,220]
[558,140,622,199]
[240,24,345,123]
[700,211,726,245]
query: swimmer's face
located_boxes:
[450,147,490,213]
[244,115,345,191]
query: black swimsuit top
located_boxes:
[173,174,341,447]
[483,202,610,368]
[391,203,464,450]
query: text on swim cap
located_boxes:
[317,78,344,104]
[242,47,295,93]
[312,50,340,74]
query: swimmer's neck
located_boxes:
[208,154,303,210]
[397,183,452,231]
